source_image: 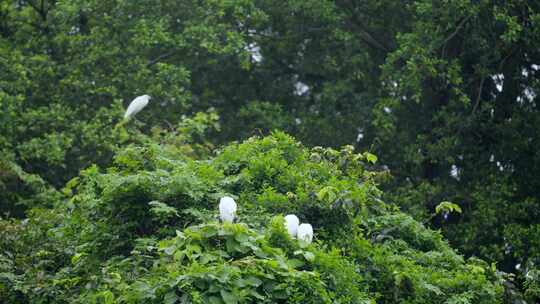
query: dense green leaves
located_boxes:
[1,0,539,302]
[0,133,504,303]
[373,1,540,284]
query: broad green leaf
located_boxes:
[220,290,238,304]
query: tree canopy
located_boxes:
[1,133,505,303]
[1,0,540,302]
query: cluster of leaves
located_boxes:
[373,1,540,286]
[0,133,504,303]
[2,0,540,300]
[0,0,247,191]
[83,220,370,304]
[0,0,393,191]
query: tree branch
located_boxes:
[497,46,518,70]
[472,76,485,114]
[441,15,472,57]
[357,29,389,52]
[147,51,176,67]
[339,0,392,52]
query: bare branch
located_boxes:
[472,76,485,114]
[147,51,176,67]
[497,46,518,70]
[357,29,389,52]
[338,0,392,52]
[163,119,175,131]
[441,15,472,57]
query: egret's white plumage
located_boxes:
[219,196,237,223]
[124,94,151,119]
[297,223,313,244]
[284,214,300,237]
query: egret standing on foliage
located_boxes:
[284,214,300,237]
[124,94,151,120]
[297,223,313,244]
[219,196,237,223]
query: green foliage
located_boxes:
[0,133,504,303]
[1,0,539,301]
[524,269,540,303]
[85,222,368,303]
[148,201,180,222]
[435,201,462,215]
[0,159,62,217]
[370,1,540,286]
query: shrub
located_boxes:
[0,133,504,303]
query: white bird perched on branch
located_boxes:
[219,196,237,223]
[284,214,299,237]
[297,223,313,244]
[124,94,151,120]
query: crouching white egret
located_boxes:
[124,94,151,119]
[219,196,237,223]
[297,223,313,244]
[284,214,299,237]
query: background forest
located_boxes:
[1,0,540,303]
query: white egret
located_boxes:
[284,214,299,237]
[297,223,313,244]
[124,94,151,120]
[219,196,237,223]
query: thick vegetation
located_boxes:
[1,0,540,302]
[1,133,505,303]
